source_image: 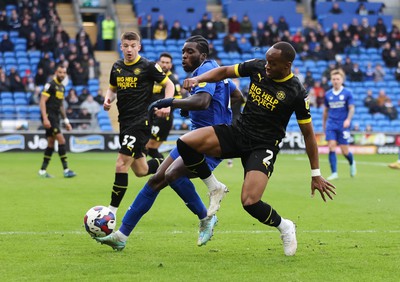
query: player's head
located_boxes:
[182,35,209,72]
[265,41,296,79]
[55,63,67,83]
[120,31,141,63]
[158,52,173,73]
[330,69,345,90]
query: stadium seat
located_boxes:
[1,98,14,106]
[28,106,41,120]
[2,105,16,119]
[16,106,28,119]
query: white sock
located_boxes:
[115,230,128,242]
[108,205,118,215]
[277,218,290,232]
[64,168,69,173]
[202,174,220,192]
[39,170,46,174]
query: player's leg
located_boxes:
[326,129,338,180]
[38,133,55,178]
[388,150,400,169]
[339,130,356,177]
[55,132,76,178]
[241,150,297,256]
[108,153,134,215]
[146,139,165,159]
[177,126,228,216]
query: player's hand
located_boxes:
[148,98,175,113]
[311,176,336,202]
[65,123,72,131]
[183,78,199,90]
[43,118,51,129]
[154,107,171,118]
[103,99,112,111]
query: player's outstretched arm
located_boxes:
[299,122,336,202]
[183,65,237,90]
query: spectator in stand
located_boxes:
[329,2,343,14]
[37,22,53,53]
[191,22,204,37]
[80,94,100,118]
[77,107,91,130]
[260,30,274,47]
[139,14,153,39]
[365,124,373,132]
[29,86,42,105]
[8,67,26,92]
[94,89,105,105]
[27,31,40,51]
[340,24,352,47]
[374,17,387,37]
[65,88,81,122]
[0,10,8,31]
[373,63,385,82]
[341,56,354,75]
[237,36,252,54]
[38,52,54,78]
[293,67,305,84]
[199,12,210,30]
[35,67,48,86]
[345,34,362,55]
[303,70,315,91]
[153,22,168,40]
[54,25,70,46]
[264,16,278,39]
[212,13,225,34]
[19,17,34,41]
[277,16,289,35]
[376,89,398,120]
[102,14,115,51]
[255,21,265,39]
[395,62,400,81]
[322,40,336,61]
[228,14,240,34]
[0,71,11,92]
[387,25,400,46]
[298,43,313,61]
[365,28,380,49]
[360,18,372,40]
[169,20,186,40]
[384,49,400,68]
[309,81,325,108]
[364,62,374,81]
[223,33,241,53]
[381,42,392,65]
[349,62,364,82]
[363,89,379,114]
[239,15,253,34]
[154,14,168,31]
[0,33,14,52]
[203,21,218,41]
[88,58,100,80]
[248,30,261,48]
[208,42,219,60]
[8,9,21,30]
[78,87,90,104]
[70,61,88,86]
[356,3,369,16]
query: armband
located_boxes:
[64,118,70,124]
[311,169,321,177]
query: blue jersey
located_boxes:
[324,87,354,130]
[189,60,233,130]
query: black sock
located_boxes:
[58,144,68,170]
[176,138,211,179]
[148,148,164,159]
[110,173,128,208]
[243,200,282,227]
[41,147,54,170]
[147,158,163,175]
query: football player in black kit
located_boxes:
[103,31,175,217]
[38,64,76,178]
[177,41,336,256]
[146,52,182,160]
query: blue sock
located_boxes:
[329,151,337,173]
[120,184,159,236]
[170,176,207,220]
[345,152,354,165]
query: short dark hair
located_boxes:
[185,35,209,55]
[159,52,172,61]
[273,41,296,62]
[121,31,141,42]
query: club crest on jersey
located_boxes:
[276,91,286,101]
[155,63,163,73]
[134,68,141,75]
[339,95,344,100]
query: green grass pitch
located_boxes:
[0,152,399,281]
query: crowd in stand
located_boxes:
[0,0,102,130]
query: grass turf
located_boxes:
[0,152,399,281]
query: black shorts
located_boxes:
[213,124,280,177]
[150,116,173,142]
[43,114,61,137]
[119,123,150,158]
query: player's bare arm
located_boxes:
[183,65,237,90]
[154,78,174,118]
[299,122,336,202]
[60,103,72,131]
[103,87,117,111]
[39,94,51,128]
[344,104,355,128]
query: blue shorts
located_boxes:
[325,128,350,145]
[169,147,222,171]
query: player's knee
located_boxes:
[148,173,166,190]
[164,166,178,183]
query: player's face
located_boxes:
[120,39,141,63]
[182,42,204,72]
[159,56,172,73]
[264,47,291,79]
[331,74,343,90]
[55,66,67,82]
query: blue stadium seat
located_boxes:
[14,98,28,106]
[16,106,28,119]
[2,105,16,119]
[28,106,41,120]
[0,92,13,99]
[1,98,14,106]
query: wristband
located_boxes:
[64,118,70,124]
[311,169,321,177]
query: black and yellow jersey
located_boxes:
[234,59,311,144]
[109,55,169,124]
[41,78,65,116]
[150,70,181,102]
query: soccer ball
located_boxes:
[84,206,116,238]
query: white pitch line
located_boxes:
[1,230,399,235]
[294,157,389,167]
